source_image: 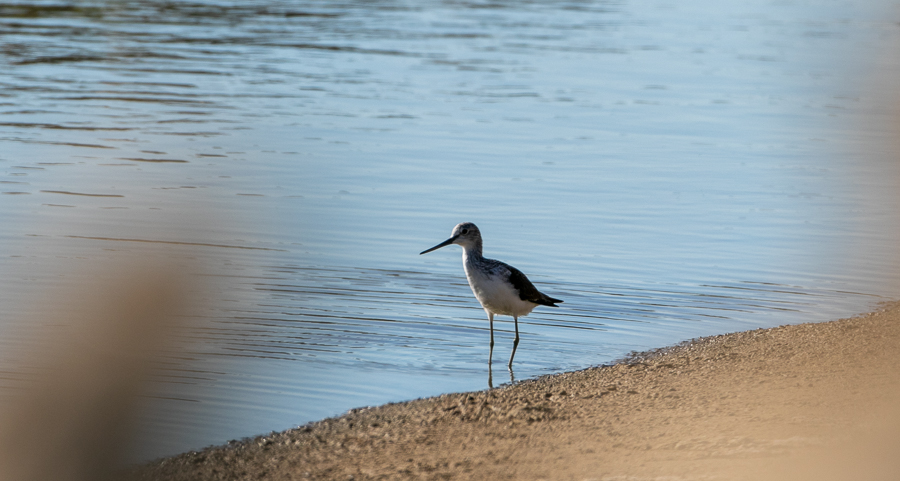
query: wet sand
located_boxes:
[132,301,900,480]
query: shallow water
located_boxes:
[1,0,899,461]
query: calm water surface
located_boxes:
[2,0,899,461]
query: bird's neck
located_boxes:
[462,241,483,260]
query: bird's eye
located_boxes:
[461,228,469,235]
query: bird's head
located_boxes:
[420,222,482,255]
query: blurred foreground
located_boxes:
[0,262,193,481]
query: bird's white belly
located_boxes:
[465,268,536,317]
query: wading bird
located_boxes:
[420,222,562,370]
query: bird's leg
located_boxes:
[508,315,520,370]
[487,311,495,366]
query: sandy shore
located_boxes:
[131,301,900,480]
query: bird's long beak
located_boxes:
[419,235,458,255]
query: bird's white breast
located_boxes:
[463,253,536,317]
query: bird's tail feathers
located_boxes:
[537,294,563,307]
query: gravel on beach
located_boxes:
[131,301,900,480]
